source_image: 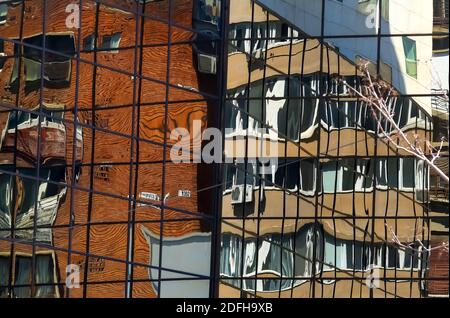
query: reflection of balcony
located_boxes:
[0,168,66,244]
[431,89,449,112]
[0,109,83,164]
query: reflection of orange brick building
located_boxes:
[0,0,219,298]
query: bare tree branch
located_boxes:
[341,64,449,184]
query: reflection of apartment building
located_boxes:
[427,0,449,298]
[219,0,437,298]
[0,0,218,298]
[0,0,447,299]
[259,0,434,111]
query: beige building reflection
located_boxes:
[219,0,436,298]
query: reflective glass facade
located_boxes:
[0,0,448,298]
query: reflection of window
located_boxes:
[323,235,421,273]
[358,0,389,21]
[0,39,5,70]
[0,253,57,298]
[0,256,9,297]
[226,75,319,140]
[83,34,96,52]
[228,21,297,55]
[195,0,221,26]
[322,159,373,193]
[0,3,7,24]
[0,171,14,232]
[20,34,75,87]
[376,158,423,191]
[433,35,449,53]
[300,159,317,194]
[6,108,64,133]
[402,36,417,78]
[100,33,121,52]
[0,167,66,243]
[220,224,323,292]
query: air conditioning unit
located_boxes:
[231,184,253,204]
[197,53,217,74]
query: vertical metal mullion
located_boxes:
[278,26,294,299]
[66,0,84,298]
[129,0,147,299]
[124,0,145,299]
[83,1,101,298]
[368,0,383,299]
[330,46,342,299]
[252,9,269,298]
[210,0,230,298]
[157,0,173,298]
[238,0,255,297]
[7,0,26,299]
[31,0,48,298]
[311,0,326,298]
[351,67,360,299]
[290,36,307,299]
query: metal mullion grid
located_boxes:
[350,68,361,298]
[226,92,450,102]
[156,0,173,299]
[124,0,144,299]
[412,109,421,298]
[127,0,147,299]
[289,35,307,299]
[379,102,394,298]
[328,43,343,298]
[236,0,256,297]
[277,26,294,299]
[0,236,210,280]
[251,9,270,298]
[0,217,212,233]
[228,31,450,42]
[220,219,435,298]
[2,275,445,295]
[82,1,101,298]
[0,166,214,221]
[90,97,211,111]
[319,44,334,298]
[309,0,326,298]
[93,0,223,39]
[66,0,84,298]
[0,214,440,235]
[6,0,25,299]
[91,0,441,41]
[209,215,437,220]
[1,152,429,222]
[2,263,444,293]
[210,0,229,298]
[0,37,220,102]
[364,0,383,299]
[29,0,47,298]
[0,217,439,296]
[80,38,221,54]
[390,109,398,298]
[421,114,433,298]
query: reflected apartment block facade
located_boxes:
[219,0,441,298]
[0,0,220,298]
[0,0,448,298]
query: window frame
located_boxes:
[0,251,59,298]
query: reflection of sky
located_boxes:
[141,226,211,298]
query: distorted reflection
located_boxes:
[220,224,425,294]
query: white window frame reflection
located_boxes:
[0,251,59,298]
[225,75,320,141]
[220,224,323,293]
[321,159,372,193]
[376,158,426,192]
